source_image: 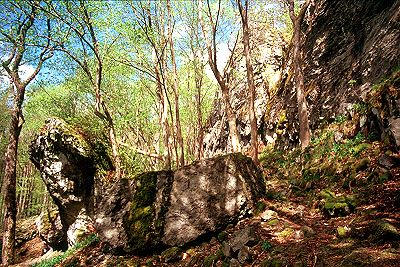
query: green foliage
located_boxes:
[32,234,99,267]
[353,102,368,114]
[261,240,272,251]
[335,115,347,123]
[347,79,357,87]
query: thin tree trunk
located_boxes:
[287,0,311,150]
[167,0,185,167]
[238,0,259,164]
[153,50,172,170]
[198,0,241,153]
[2,94,24,265]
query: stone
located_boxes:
[29,118,108,248]
[389,118,400,148]
[300,226,316,237]
[35,209,66,250]
[95,171,173,253]
[378,154,400,169]
[161,247,183,263]
[30,119,266,253]
[229,226,259,253]
[222,241,232,258]
[96,153,264,253]
[162,154,265,246]
[260,210,277,221]
[237,245,251,264]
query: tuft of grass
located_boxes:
[32,234,99,267]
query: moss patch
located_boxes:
[124,171,173,253]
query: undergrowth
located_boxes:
[32,234,99,267]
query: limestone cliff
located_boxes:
[203,0,400,155]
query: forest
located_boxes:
[0,0,399,266]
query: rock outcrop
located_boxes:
[203,0,400,154]
[30,119,266,253]
[29,118,106,248]
[96,153,265,253]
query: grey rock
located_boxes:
[162,154,265,246]
[30,118,100,248]
[30,119,266,253]
[300,225,316,237]
[389,118,400,148]
[260,210,277,221]
[35,209,66,250]
[238,245,251,264]
[230,258,241,267]
[222,241,232,258]
[229,226,259,253]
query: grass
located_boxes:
[32,234,99,267]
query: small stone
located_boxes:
[237,245,251,264]
[229,226,259,252]
[260,210,277,221]
[222,241,232,257]
[300,226,316,237]
[294,230,304,240]
[229,258,241,267]
[161,247,183,263]
[210,236,218,245]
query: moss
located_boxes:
[278,228,294,238]
[203,252,222,267]
[267,219,279,226]
[124,171,173,252]
[161,247,183,263]
[337,226,349,238]
[217,231,228,242]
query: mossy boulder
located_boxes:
[29,118,112,248]
[319,189,357,217]
[96,153,265,253]
[35,208,66,250]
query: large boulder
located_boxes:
[30,119,266,253]
[95,153,265,253]
[29,118,106,248]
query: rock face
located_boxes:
[203,0,400,154]
[162,154,265,246]
[30,119,266,253]
[29,118,101,248]
[35,209,65,250]
[95,153,265,253]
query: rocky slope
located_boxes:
[203,0,400,154]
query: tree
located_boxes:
[42,0,123,179]
[166,0,185,167]
[127,1,174,170]
[198,0,241,153]
[285,0,311,150]
[0,1,54,263]
[237,0,259,164]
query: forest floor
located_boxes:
[11,130,400,267]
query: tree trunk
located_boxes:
[167,0,185,167]
[287,0,311,150]
[2,94,24,265]
[293,21,310,149]
[239,0,259,164]
[198,0,241,153]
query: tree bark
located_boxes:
[167,0,185,167]
[199,0,241,153]
[238,0,259,164]
[287,0,311,150]
[2,104,22,265]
